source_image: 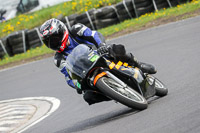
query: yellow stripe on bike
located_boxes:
[123,62,128,67]
[109,62,115,69]
[115,61,123,69]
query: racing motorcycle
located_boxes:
[66,44,168,110]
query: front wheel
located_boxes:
[96,77,148,110]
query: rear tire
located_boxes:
[96,77,148,110]
[148,76,168,97]
[155,79,168,97]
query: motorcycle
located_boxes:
[66,44,168,110]
[0,9,6,23]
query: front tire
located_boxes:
[96,77,148,110]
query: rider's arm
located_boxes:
[54,52,75,88]
[70,23,104,48]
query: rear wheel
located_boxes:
[147,76,168,97]
[96,77,148,110]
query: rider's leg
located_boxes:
[110,44,157,74]
[125,53,157,74]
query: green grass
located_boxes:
[0,45,52,66]
[0,0,200,67]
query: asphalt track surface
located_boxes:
[1,16,200,133]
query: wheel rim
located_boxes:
[148,77,164,88]
[103,78,145,103]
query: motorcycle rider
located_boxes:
[39,18,156,105]
[0,9,6,23]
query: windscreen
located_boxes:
[66,44,99,78]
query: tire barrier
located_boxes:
[75,8,96,30]
[26,28,43,49]
[7,30,28,55]
[0,37,12,58]
[152,0,171,10]
[94,6,120,29]
[57,14,78,29]
[115,0,136,21]
[0,0,192,59]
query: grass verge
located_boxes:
[0,0,200,70]
[0,45,53,69]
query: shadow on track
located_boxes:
[56,107,138,133]
[56,96,160,133]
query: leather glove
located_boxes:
[73,80,83,94]
[97,44,110,55]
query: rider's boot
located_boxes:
[127,53,157,74]
[83,90,111,105]
[137,61,157,74]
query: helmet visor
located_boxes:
[44,34,63,50]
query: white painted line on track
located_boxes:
[0,120,19,125]
[0,97,60,133]
[18,97,60,133]
[0,127,10,132]
[0,111,29,118]
[17,97,61,133]
[0,115,25,120]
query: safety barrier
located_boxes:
[0,0,191,59]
